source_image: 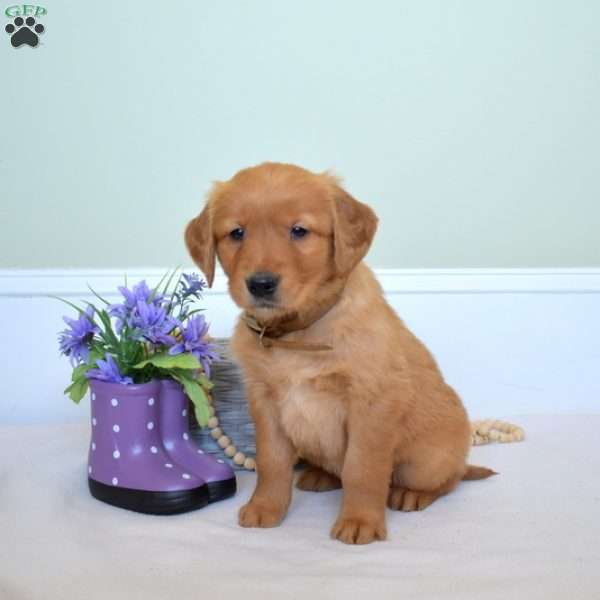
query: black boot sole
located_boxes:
[88,478,209,515]
[206,477,237,503]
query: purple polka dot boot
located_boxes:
[160,379,236,503]
[87,379,209,515]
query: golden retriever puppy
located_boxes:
[185,162,495,545]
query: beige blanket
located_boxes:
[1,415,599,600]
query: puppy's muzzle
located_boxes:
[246,272,280,300]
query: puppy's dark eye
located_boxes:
[290,226,308,239]
[229,228,244,241]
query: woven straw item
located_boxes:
[190,338,256,469]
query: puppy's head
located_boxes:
[185,162,377,323]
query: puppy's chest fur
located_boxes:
[276,371,348,474]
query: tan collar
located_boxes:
[241,295,339,352]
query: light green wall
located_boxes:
[1,0,599,269]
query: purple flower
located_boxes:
[86,354,133,384]
[58,306,99,364]
[129,300,179,346]
[179,273,206,300]
[108,280,165,333]
[168,315,219,377]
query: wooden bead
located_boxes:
[201,407,262,465]
[478,423,492,435]
[469,419,524,446]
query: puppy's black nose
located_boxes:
[246,272,280,298]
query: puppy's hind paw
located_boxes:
[296,467,341,492]
[387,487,438,512]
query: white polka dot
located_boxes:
[112,424,120,433]
[183,432,189,440]
[88,466,92,474]
[197,449,204,454]
[148,397,155,406]
[111,398,119,407]
[217,459,224,464]
[113,450,120,459]
[150,446,158,454]
[147,422,154,430]
[112,477,118,485]
[182,408,187,417]
[92,418,97,426]
[91,442,96,451]
[182,473,191,480]
[165,463,173,468]
[91,393,96,401]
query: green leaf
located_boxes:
[174,374,210,427]
[184,308,206,318]
[87,283,110,306]
[71,349,103,382]
[88,347,103,364]
[149,269,170,303]
[133,352,202,370]
[71,363,89,382]
[167,270,184,309]
[64,376,89,404]
[162,266,181,296]
[91,306,120,350]
[196,373,214,390]
[50,295,87,316]
[121,338,143,366]
[170,368,213,390]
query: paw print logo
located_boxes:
[5,16,45,48]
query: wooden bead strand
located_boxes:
[470,419,525,446]
[204,385,522,468]
[205,391,256,471]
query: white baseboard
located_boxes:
[1,268,599,424]
[2,267,600,297]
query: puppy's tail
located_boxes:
[462,465,498,481]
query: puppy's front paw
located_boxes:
[238,501,286,528]
[330,514,387,545]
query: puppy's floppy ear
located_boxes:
[185,204,215,288]
[331,182,378,275]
